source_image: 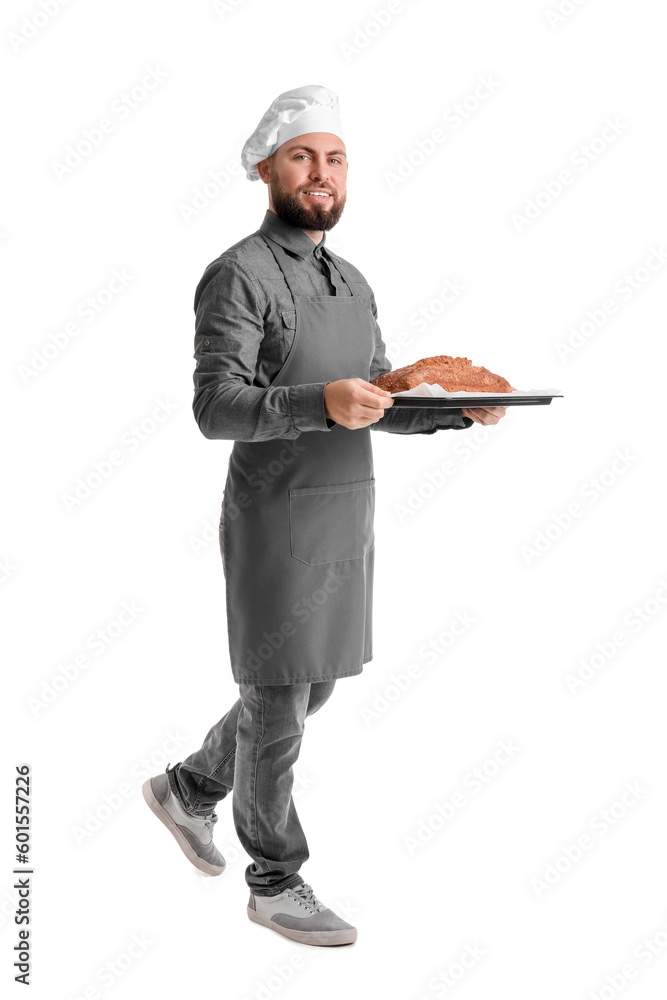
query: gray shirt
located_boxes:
[192,209,473,441]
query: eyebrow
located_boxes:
[286,144,347,158]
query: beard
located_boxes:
[269,168,346,231]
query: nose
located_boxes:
[308,156,332,183]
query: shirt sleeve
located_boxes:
[367,290,474,435]
[192,258,334,442]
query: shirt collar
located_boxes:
[259,208,326,259]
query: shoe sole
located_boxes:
[141,778,225,877]
[247,906,357,946]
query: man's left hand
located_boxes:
[461,406,507,425]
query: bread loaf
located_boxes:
[371,355,515,394]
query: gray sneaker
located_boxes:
[142,771,226,876]
[248,882,357,946]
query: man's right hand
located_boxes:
[324,378,395,429]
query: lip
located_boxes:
[302,190,333,200]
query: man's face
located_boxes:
[260,132,347,231]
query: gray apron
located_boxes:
[220,233,376,685]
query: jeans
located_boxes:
[166,680,336,895]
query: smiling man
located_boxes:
[143,84,505,948]
[265,136,348,234]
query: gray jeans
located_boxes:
[166,680,336,895]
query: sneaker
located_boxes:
[142,770,226,876]
[247,882,357,946]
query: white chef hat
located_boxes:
[241,84,345,182]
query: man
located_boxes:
[143,85,506,948]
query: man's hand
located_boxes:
[324,378,394,429]
[461,405,507,425]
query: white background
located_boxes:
[2,0,666,998]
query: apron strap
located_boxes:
[261,232,355,301]
[326,254,366,298]
[260,233,308,298]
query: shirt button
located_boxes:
[203,338,210,346]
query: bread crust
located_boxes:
[371,355,515,394]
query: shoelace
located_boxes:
[290,883,326,913]
[203,812,218,836]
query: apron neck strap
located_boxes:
[261,232,354,299]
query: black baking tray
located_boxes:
[389,393,563,408]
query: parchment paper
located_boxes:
[390,382,563,398]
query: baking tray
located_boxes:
[389,393,563,408]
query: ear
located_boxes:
[256,156,272,184]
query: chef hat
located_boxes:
[241,85,345,182]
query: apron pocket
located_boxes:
[289,478,375,565]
